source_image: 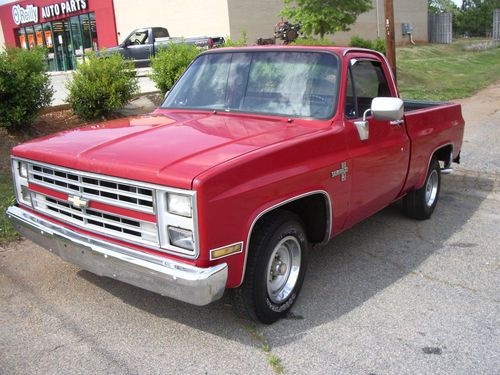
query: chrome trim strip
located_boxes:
[239,190,332,286]
[6,205,227,306]
[209,241,244,261]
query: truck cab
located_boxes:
[119,27,170,67]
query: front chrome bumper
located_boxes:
[6,206,227,306]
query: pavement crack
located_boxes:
[244,323,285,374]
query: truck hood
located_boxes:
[12,112,321,189]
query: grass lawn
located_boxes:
[0,171,19,246]
[397,40,500,101]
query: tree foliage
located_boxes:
[280,0,372,39]
[428,0,460,14]
[429,0,500,36]
[456,0,500,36]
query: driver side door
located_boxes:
[344,56,410,226]
[122,29,152,66]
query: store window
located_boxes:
[13,12,99,72]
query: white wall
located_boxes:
[113,0,231,43]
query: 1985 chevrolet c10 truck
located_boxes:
[7,46,465,323]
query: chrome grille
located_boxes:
[28,163,154,214]
[31,192,159,247]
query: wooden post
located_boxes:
[384,0,397,80]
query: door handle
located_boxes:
[390,119,404,126]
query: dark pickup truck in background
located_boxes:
[106,27,225,67]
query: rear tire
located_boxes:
[403,157,441,220]
[231,210,308,324]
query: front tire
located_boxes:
[403,156,441,220]
[231,210,308,324]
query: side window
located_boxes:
[153,28,169,40]
[128,30,149,45]
[346,59,392,118]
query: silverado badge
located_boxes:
[331,162,349,182]
[68,195,90,209]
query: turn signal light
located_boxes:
[210,242,243,260]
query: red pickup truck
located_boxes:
[7,46,464,323]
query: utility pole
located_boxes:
[384,0,397,80]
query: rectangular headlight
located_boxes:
[18,161,28,178]
[167,193,192,217]
[167,226,194,251]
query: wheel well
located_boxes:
[434,144,453,166]
[252,193,330,244]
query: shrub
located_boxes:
[349,36,387,54]
[291,38,336,46]
[371,38,387,54]
[223,31,248,47]
[150,42,201,95]
[349,35,373,49]
[66,53,138,120]
[0,47,53,130]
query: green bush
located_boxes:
[66,53,138,120]
[150,43,201,95]
[349,36,386,54]
[349,35,373,49]
[291,38,336,46]
[223,31,248,47]
[371,38,387,54]
[0,47,53,130]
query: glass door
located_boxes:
[42,22,58,71]
[52,20,74,71]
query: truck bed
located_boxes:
[404,99,449,112]
[402,100,465,191]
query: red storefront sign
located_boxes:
[0,0,118,49]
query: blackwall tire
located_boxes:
[231,210,308,324]
[403,157,441,220]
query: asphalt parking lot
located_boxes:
[1,85,499,374]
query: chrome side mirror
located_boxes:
[371,97,404,121]
[164,90,170,99]
[353,97,404,141]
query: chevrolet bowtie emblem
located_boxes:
[68,195,90,209]
[331,162,349,182]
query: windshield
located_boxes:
[162,51,340,119]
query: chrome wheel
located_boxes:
[425,169,439,207]
[266,236,301,303]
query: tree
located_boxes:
[428,0,459,14]
[280,0,372,39]
[456,0,500,36]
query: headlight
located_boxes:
[167,193,192,217]
[167,226,194,251]
[18,161,28,178]
[156,189,198,258]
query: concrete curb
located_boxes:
[47,67,152,78]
